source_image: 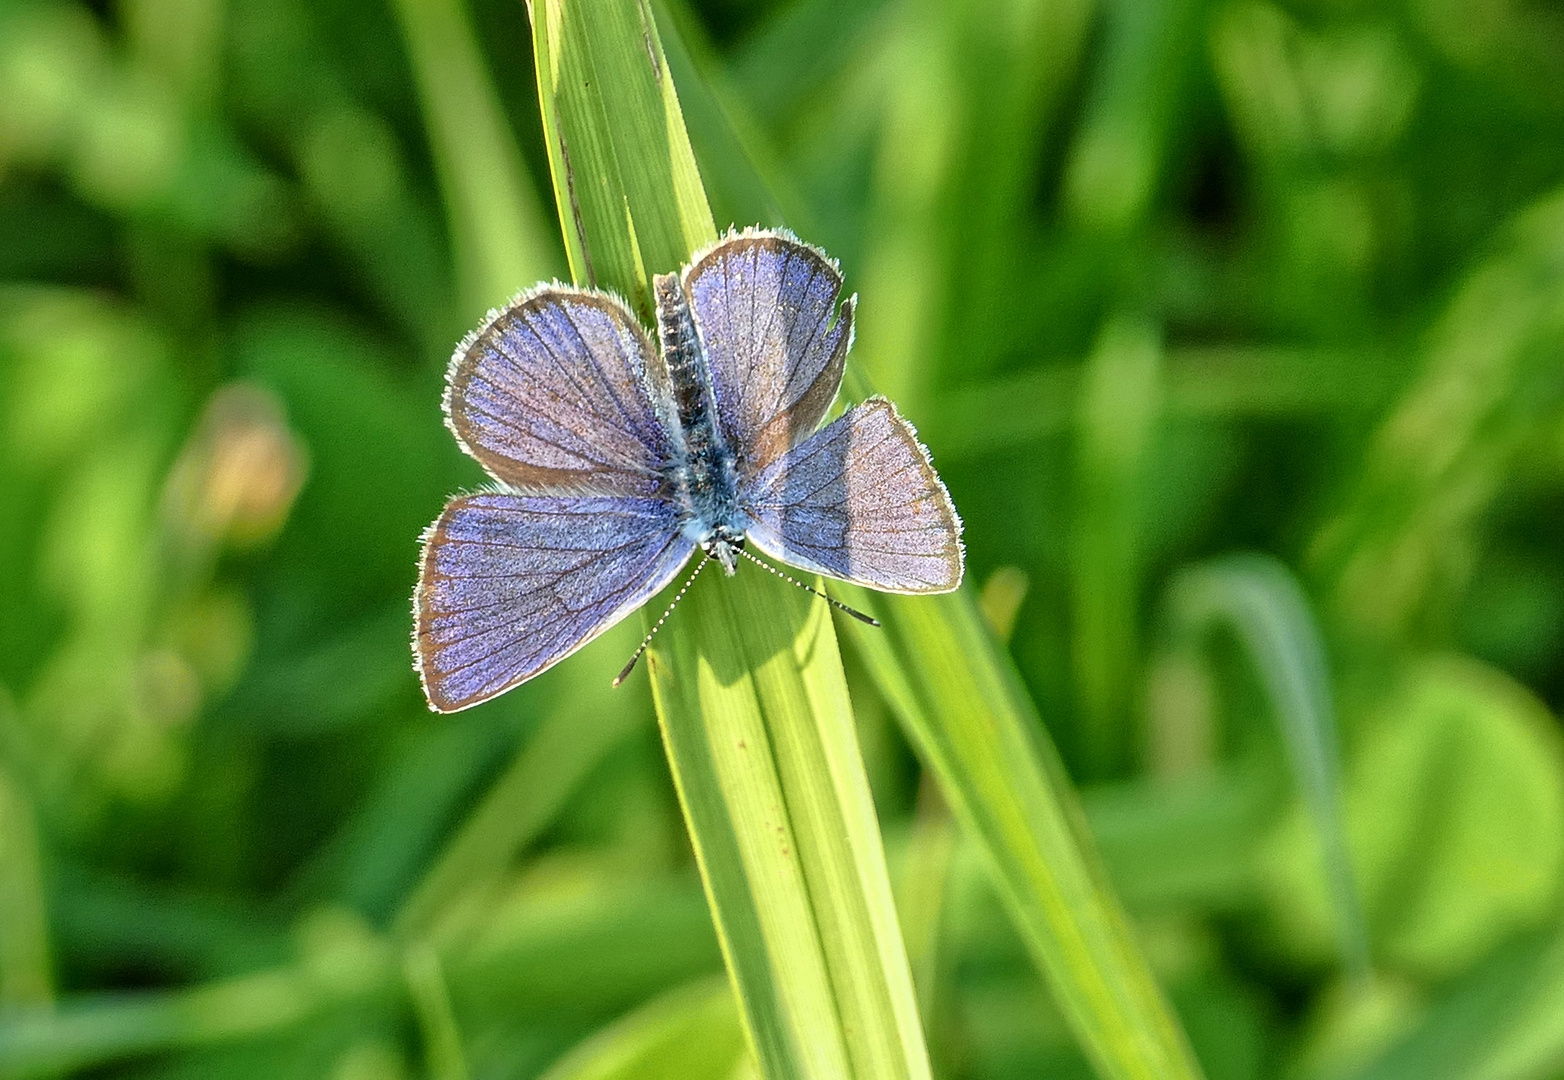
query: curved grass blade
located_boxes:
[1163,553,1371,976]
[538,977,745,1080]
[838,585,1205,1080]
[529,3,931,1078]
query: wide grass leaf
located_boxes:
[530,3,931,1078]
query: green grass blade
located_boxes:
[531,0,714,313]
[1073,313,1163,777]
[390,0,558,319]
[657,28,1206,1080]
[1060,0,1203,235]
[923,345,1394,459]
[0,763,52,1010]
[1164,554,1371,975]
[1311,189,1564,643]
[394,646,645,942]
[839,587,1206,1080]
[539,978,745,1080]
[0,867,717,1076]
[403,944,471,1080]
[529,3,931,1078]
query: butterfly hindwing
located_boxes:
[415,492,695,711]
[741,397,963,594]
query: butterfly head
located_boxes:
[701,526,745,576]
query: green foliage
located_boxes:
[7,0,1564,1078]
[531,7,932,1078]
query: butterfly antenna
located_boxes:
[736,548,880,627]
[613,553,712,687]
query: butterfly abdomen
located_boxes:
[654,273,741,537]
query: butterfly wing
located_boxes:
[446,286,675,496]
[741,397,963,594]
[682,229,854,475]
[415,493,694,711]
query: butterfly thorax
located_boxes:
[654,272,746,575]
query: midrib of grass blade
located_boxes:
[530,3,930,1079]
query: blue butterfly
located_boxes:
[414,229,964,712]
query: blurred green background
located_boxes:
[5,0,1564,1076]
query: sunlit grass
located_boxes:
[5,0,1564,1078]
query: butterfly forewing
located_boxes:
[742,397,963,594]
[416,493,695,711]
[682,230,854,475]
[446,287,673,495]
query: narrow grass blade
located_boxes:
[838,587,1207,1080]
[1061,0,1204,235]
[404,944,470,1080]
[0,868,717,1076]
[1311,190,1564,644]
[539,978,745,1080]
[531,0,714,314]
[849,0,959,416]
[923,346,1395,458]
[390,0,558,318]
[1073,313,1162,777]
[529,4,931,1078]
[0,763,52,1009]
[1163,553,1370,975]
[655,0,807,236]
[893,792,957,1032]
[647,573,928,1079]
[394,644,647,942]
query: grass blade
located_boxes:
[0,762,51,1010]
[1164,554,1371,975]
[531,0,714,314]
[390,0,557,319]
[404,944,470,1080]
[922,345,1394,459]
[1073,313,1162,777]
[659,27,1206,1080]
[529,3,932,1078]
[539,977,745,1080]
[393,663,646,942]
[839,587,1205,1080]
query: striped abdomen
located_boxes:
[653,272,740,533]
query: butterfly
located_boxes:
[413,228,964,712]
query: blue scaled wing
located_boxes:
[446,286,674,496]
[682,229,854,475]
[415,493,695,711]
[742,397,964,594]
